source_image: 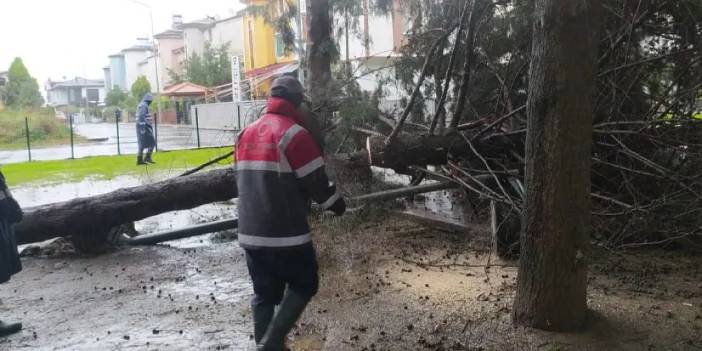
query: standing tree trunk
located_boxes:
[307,0,332,126]
[512,0,601,331]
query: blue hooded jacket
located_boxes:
[136,93,153,126]
[136,93,155,147]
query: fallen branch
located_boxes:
[386,26,458,145]
[179,151,234,177]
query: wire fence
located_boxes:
[0,100,267,164]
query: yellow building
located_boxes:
[241,0,299,98]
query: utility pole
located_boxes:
[297,0,306,87]
[127,0,162,150]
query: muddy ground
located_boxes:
[1,209,701,351]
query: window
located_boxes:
[86,88,100,102]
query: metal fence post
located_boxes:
[195,107,201,148]
[154,109,159,151]
[69,114,75,159]
[237,104,241,130]
[24,117,31,162]
[115,109,121,155]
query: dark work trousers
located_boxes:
[245,244,319,307]
[136,124,155,158]
[137,146,154,158]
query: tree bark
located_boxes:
[307,0,332,111]
[365,134,518,173]
[367,135,466,172]
[512,0,601,331]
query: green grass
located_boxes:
[0,108,87,149]
[1,147,234,186]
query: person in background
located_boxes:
[235,75,346,351]
[136,93,156,165]
[0,170,23,337]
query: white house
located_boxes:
[334,0,410,102]
[179,13,245,60]
[45,77,105,107]
[210,13,245,58]
[137,55,160,93]
[122,40,154,92]
[154,20,186,88]
[180,17,214,58]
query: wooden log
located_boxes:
[350,182,458,203]
[125,218,238,246]
[366,135,476,173]
[16,168,237,245]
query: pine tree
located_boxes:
[5,57,44,108]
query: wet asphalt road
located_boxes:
[0,123,237,164]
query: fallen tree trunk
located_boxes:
[16,168,237,245]
[17,142,503,248]
[17,134,466,247]
[16,152,373,246]
[366,135,467,172]
[365,134,518,173]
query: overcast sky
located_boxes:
[0,0,244,92]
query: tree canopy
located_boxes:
[130,76,152,102]
[5,57,44,108]
[105,86,127,107]
[169,42,232,87]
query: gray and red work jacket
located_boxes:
[235,97,343,249]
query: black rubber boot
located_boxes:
[137,155,146,165]
[252,303,275,344]
[258,289,310,351]
[144,153,155,164]
[0,320,22,337]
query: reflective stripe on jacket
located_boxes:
[235,97,342,249]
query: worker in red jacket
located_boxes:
[235,75,345,351]
[0,170,23,337]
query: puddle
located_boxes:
[372,166,472,224]
[165,265,251,303]
[141,203,238,249]
[13,175,146,207]
[8,176,255,350]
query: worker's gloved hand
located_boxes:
[328,197,346,216]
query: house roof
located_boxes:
[214,11,245,24]
[138,55,156,66]
[154,29,183,39]
[245,61,299,80]
[47,77,105,89]
[122,44,153,53]
[162,82,209,97]
[178,17,215,30]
